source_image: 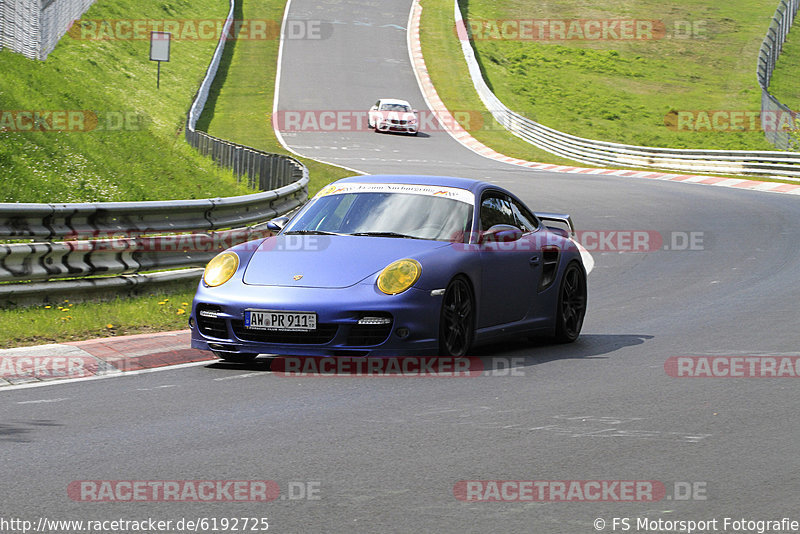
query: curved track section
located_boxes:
[2,1,800,532]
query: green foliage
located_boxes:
[0,289,198,348]
[0,0,353,346]
[0,0,254,202]
[197,0,353,194]
[769,30,800,112]
[423,0,785,151]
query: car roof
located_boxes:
[378,98,412,106]
[333,174,495,195]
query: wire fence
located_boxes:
[0,0,95,60]
[758,0,800,150]
[182,0,304,193]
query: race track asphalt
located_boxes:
[2,1,799,532]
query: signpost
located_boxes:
[149,31,171,89]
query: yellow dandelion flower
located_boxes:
[106,324,114,329]
[176,309,186,315]
[44,305,51,309]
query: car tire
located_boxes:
[553,262,587,343]
[213,352,258,363]
[438,276,475,357]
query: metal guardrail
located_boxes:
[758,0,799,150]
[0,0,309,305]
[0,179,306,240]
[0,226,273,283]
[454,0,800,177]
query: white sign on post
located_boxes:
[150,31,170,61]
[150,32,171,89]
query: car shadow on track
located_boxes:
[0,420,64,443]
[470,333,654,371]
[205,333,652,374]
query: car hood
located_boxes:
[242,235,448,288]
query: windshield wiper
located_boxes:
[350,231,423,239]
[283,230,341,236]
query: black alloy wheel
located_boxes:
[554,262,587,343]
[439,276,475,357]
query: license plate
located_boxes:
[244,309,317,331]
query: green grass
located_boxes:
[769,27,800,113]
[421,0,787,155]
[0,288,197,348]
[420,0,578,165]
[197,0,354,194]
[1,0,356,348]
[0,0,254,202]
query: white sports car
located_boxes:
[368,98,419,135]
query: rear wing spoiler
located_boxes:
[534,212,575,237]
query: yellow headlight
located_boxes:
[203,252,239,287]
[377,259,422,295]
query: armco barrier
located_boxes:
[454,0,800,177]
[0,0,309,306]
[0,180,306,240]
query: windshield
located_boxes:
[285,191,473,242]
[380,103,412,112]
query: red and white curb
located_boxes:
[0,330,216,389]
[406,0,800,196]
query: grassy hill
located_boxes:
[770,29,800,112]
[0,0,254,203]
[422,0,795,152]
[196,0,353,193]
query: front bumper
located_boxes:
[376,121,418,134]
[191,282,442,357]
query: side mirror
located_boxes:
[267,216,290,233]
[480,224,523,244]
